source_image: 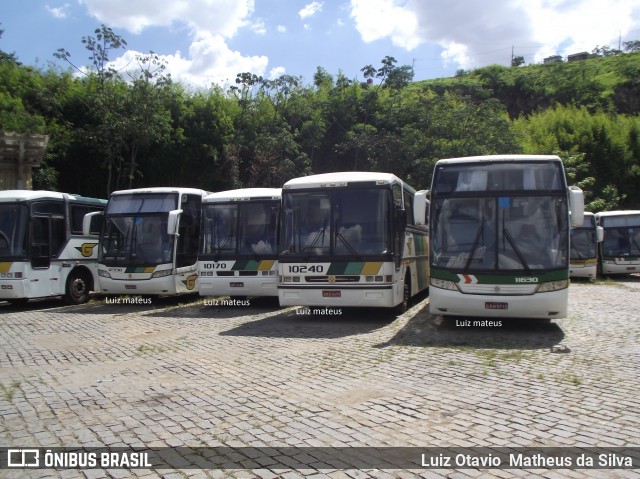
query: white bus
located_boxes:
[89,187,208,296]
[569,212,603,280]
[0,190,106,305]
[278,172,429,311]
[595,210,640,275]
[198,188,281,298]
[429,155,584,319]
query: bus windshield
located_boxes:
[570,216,597,260]
[106,193,178,214]
[100,215,174,265]
[281,188,392,258]
[0,204,29,260]
[201,202,278,259]
[601,215,640,257]
[432,196,569,271]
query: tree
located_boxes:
[511,55,525,67]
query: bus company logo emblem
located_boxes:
[7,449,39,467]
[327,275,336,284]
[75,243,98,258]
[182,274,198,290]
[457,274,478,284]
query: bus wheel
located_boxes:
[395,273,411,315]
[64,270,90,305]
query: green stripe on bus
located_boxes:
[430,268,568,283]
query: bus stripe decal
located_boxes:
[326,262,383,275]
[0,262,12,273]
[232,260,276,271]
[124,266,156,274]
[361,262,383,275]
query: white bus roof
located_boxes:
[204,188,281,203]
[0,190,106,204]
[110,187,210,197]
[595,210,640,218]
[436,154,561,165]
[283,172,403,190]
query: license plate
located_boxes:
[230,282,244,288]
[485,301,508,310]
[322,290,341,298]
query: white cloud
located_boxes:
[269,66,286,79]
[349,0,421,50]
[277,25,287,33]
[349,0,640,70]
[78,0,268,87]
[46,3,71,19]
[299,1,323,20]
[107,34,268,88]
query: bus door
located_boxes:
[29,215,54,296]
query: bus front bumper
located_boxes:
[278,285,397,308]
[199,276,278,297]
[429,287,568,319]
[99,275,180,296]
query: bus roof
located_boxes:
[0,190,106,205]
[595,210,640,218]
[436,154,562,165]
[109,187,210,197]
[283,172,405,190]
[204,188,281,203]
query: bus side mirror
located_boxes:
[168,209,183,236]
[568,186,584,228]
[83,211,103,236]
[413,190,428,226]
[596,225,604,243]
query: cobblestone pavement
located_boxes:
[1,278,640,479]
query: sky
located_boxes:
[1,0,640,89]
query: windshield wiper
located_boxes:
[464,217,485,271]
[503,227,531,273]
[303,216,328,261]
[244,240,261,260]
[302,226,326,260]
[213,234,234,260]
[336,231,362,261]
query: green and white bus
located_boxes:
[89,187,208,296]
[199,188,281,298]
[278,172,429,311]
[429,155,584,319]
[569,212,603,280]
[595,210,640,275]
[0,190,106,305]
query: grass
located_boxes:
[0,380,22,402]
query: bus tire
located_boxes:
[64,269,91,305]
[395,272,411,315]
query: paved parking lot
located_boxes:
[1,278,640,478]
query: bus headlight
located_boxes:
[536,280,569,293]
[151,269,172,279]
[430,278,458,291]
[98,270,111,278]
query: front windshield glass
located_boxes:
[100,215,173,265]
[281,188,391,258]
[431,196,568,271]
[601,215,640,257]
[106,193,178,214]
[0,204,29,259]
[570,216,597,260]
[201,202,279,259]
